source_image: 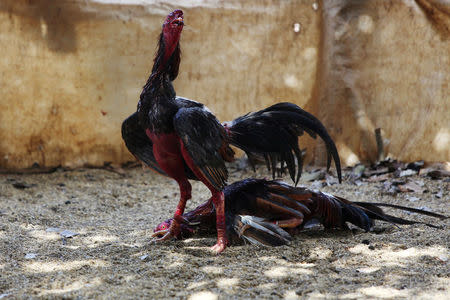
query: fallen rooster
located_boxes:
[154,179,447,246]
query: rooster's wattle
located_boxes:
[122,10,341,253]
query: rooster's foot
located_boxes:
[210,237,228,254]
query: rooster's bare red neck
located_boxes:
[149,10,184,83]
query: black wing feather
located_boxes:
[121,112,167,176]
[173,107,229,190]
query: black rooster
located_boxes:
[122,10,341,253]
[154,179,448,246]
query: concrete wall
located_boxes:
[316,0,449,166]
[0,0,448,169]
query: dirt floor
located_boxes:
[0,164,448,299]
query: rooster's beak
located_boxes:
[175,17,184,25]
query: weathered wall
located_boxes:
[0,0,322,169]
[0,0,448,170]
[316,0,449,166]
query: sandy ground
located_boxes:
[0,165,449,299]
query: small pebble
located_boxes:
[60,230,79,238]
[25,253,37,259]
[140,254,149,261]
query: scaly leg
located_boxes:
[210,190,228,254]
[153,178,192,240]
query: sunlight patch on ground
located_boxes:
[25,259,109,273]
[216,277,239,288]
[128,229,150,238]
[306,291,332,299]
[264,266,313,278]
[201,266,223,275]
[183,238,206,243]
[348,244,448,266]
[309,246,332,260]
[38,277,102,297]
[416,277,450,299]
[359,286,408,298]
[256,283,277,290]
[188,291,218,300]
[284,290,300,299]
[340,292,364,299]
[187,281,209,290]
[84,234,119,244]
[357,266,380,274]
[168,261,183,269]
[27,229,62,241]
[184,246,211,251]
[264,266,289,278]
[258,255,278,262]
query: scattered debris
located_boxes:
[398,169,418,177]
[354,180,365,186]
[421,169,450,179]
[438,255,448,262]
[406,161,424,171]
[45,227,79,241]
[345,159,444,196]
[349,164,365,181]
[24,253,37,259]
[310,180,325,189]
[406,196,420,202]
[366,173,390,182]
[325,174,339,186]
[46,227,61,233]
[365,167,390,177]
[140,254,150,261]
[434,190,444,199]
[60,230,79,238]
[398,181,427,194]
[382,181,400,195]
[12,182,37,189]
[303,170,326,182]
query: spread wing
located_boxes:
[173,107,232,190]
[122,112,197,179]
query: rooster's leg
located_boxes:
[178,140,229,253]
[210,190,228,254]
[152,178,192,241]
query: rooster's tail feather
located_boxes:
[227,102,341,185]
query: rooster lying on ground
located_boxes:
[122,10,341,253]
[154,179,448,246]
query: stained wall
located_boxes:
[0,0,448,169]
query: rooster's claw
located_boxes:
[151,229,173,241]
[151,219,181,241]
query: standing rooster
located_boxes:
[122,10,341,253]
